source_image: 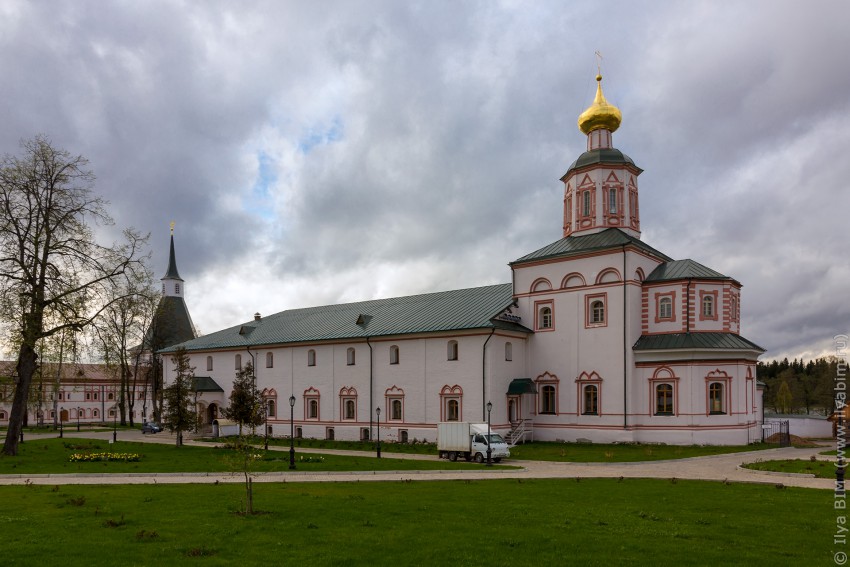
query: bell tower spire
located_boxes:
[561,72,643,239]
[161,221,184,298]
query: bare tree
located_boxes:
[0,136,148,456]
[92,269,157,426]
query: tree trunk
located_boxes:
[3,344,38,456]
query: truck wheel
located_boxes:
[448,452,458,462]
[474,453,484,464]
[493,458,502,463]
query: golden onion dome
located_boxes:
[577,74,622,134]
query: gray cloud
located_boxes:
[1,0,846,361]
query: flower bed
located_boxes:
[69,452,141,463]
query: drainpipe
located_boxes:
[482,328,495,421]
[623,245,628,430]
[367,337,373,438]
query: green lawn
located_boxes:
[741,458,839,479]
[227,436,779,462]
[0,478,829,565]
[0,438,505,474]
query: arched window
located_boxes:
[340,387,357,421]
[591,300,605,324]
[731,297,738,321]
[539,306,553,330]
[267,399,276,418]
[93,409,99,418]
[505,342,513,362]
[540,385,556,414]
[389,345,399,365]
[702,295,714,318]
[386,386,404,422]
[309,399,319,419]
[582,190,591,217]
[583,384,598,415]
[447,340,458,361]
[656,384,674,415]
[346,347,356,366]
[0,411,7,420]
[307,349,316,367]
[206,356,213,371]
[709,382,724,414]
[659,297,672,320]
[108,392,115,401]
[266,352,274,368]
[235,354,242,370]
[440,385,462,422]
[608,187,618,214]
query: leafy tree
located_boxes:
[223,361,265,514]
[161,348,197,447]
[0,136,148,455]
[776,380,793,414]
[223,362,264,433]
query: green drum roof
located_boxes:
[562,148,642,179]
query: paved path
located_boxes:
[0,429,834,490]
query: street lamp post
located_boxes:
[264,404,269,451]
[288,395,296,470]
[375,407,381,458]
[77,407,81,432]
[113,412,117,443]
[59,408,64,438]
[486,401,493,467]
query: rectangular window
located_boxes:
[447,340,458,361]
[446,399,460,421]
[583,384,598,415]
[389,398,403,421]
[540,384,557,415]
[655,384,674,415]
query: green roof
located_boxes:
[562,148,642,179]
[645,259,734,283]
[511,228,672,266]
[633,333,765,352]
[192,376,224,392]
[161,283,531,353]
[507,378,537,395]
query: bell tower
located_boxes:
[562,74,643,239]
[161,221,184,298]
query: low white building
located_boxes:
[162,75,765,445]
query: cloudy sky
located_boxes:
[1,0,847,362]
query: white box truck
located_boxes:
[437,422,510,463]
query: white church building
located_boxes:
[162,75,765,446]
